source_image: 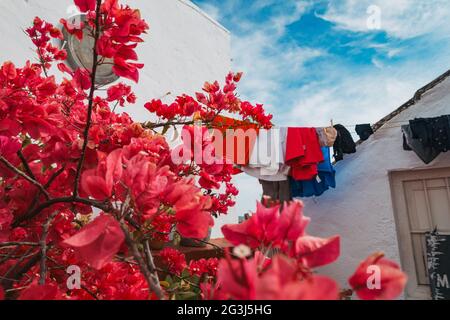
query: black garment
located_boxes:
[355,124,374,141]
[431,116,450,152]
[410,116,450,153]
[403,133,412,151]
[259,179,292,203]
[333,124,356,162]
[402,125,440,164]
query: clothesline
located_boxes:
[314,119,410,130]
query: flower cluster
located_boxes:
[25,17,66,68]
[189,258,219,277]
[159,248,187,276]
[212,201,407,300]
[144,72,273,128]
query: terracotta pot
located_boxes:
[148,239,165,250]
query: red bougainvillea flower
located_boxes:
[61,215,125,270]
[18,282,62,300]
[0,286,4,300]
[0,208,13,242]
[222,201,310,249]
[81,149,124,200]
[255,255,339,300]
[168,182,214,239]
[189,258,219,277]
[216,254,257,300]
[0,136,21,157]
[60,18,84,40]
[107,82,136,106]
[295,235,340,268]
[1,61,17,80]
[175,201,213,239]
[159,248,187,276]
[112,58,143,83]
[348,252,407,300]
[216,253,339,300]
[74,0,96,12]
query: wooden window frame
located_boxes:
[389,167,450,300]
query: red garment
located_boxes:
[285,128,324,180]
[211,116,259,166]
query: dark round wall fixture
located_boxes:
[58,15,119,85]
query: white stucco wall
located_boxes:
[0,0,231,122]
[301,75,450,290]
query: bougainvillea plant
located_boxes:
[0,0,407,300]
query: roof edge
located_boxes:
[371,68,450,133]
[176,0,230,35]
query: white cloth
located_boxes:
[242,128,290,181]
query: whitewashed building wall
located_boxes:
[303,74,450,296]
[0,0,231,122]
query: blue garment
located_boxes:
[291,147,336,198]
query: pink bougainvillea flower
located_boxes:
[222,201,310,249]
[222,202,280,248]
[1,61,17,80]
[0,208,13,242]
[73,68,92,91]
[255,255,339,300]
[74,0,96,12]
[198,171,220,190]
[348,252,407,300]
[295,235,340,268]
[159,248,187,275]
[18,282,62,300]
[60,18,84,40]
[216,253,340,300]
[216,254,257,300]
[112,57,143,83]
[175,199,213,239]
[275,200,310,244]
[81,148,123,200]
[0,286,4,300]
[61,215,125,270]
[0,136,21,157]
[286,275,340,300]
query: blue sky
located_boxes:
[192,0,450,128]
[190,0,450,233]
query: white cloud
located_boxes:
[321,0,450,39]
[228,1,324,120]
[282,53,450,129]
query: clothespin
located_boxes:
[193,111,202,122]
[330,119,334,127]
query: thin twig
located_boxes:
[0,156,50,200]
[0,242,40,248]
[120,221,165,300]
[39,211,58,285]
[12,196,112,227]
[73,0,103,197]
[17,150,36,181]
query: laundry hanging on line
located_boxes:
[240,125,341,201]
[402,115,450,164]
[333,124,356,162]
[355,124,374,141]
[184,117,371,201]
[290,147,336,198]
[242,127,290,182]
